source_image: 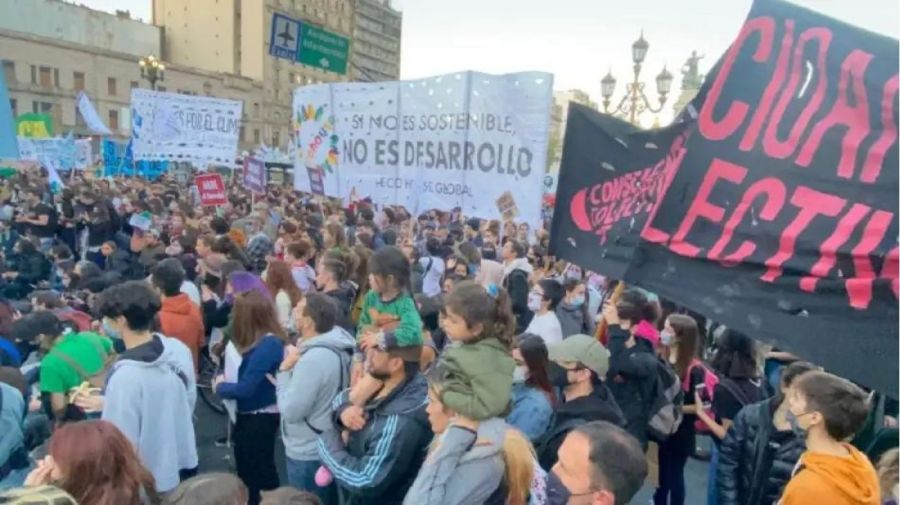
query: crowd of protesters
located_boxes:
[0,166,896,505]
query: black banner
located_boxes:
[549,106,689,279]
[627,0,899,394]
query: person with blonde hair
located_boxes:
[878,448,899,505]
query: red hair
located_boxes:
[50,420,159,505]
[265,260,303,307]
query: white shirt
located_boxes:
[180,280,201,307]
[419,256,445,298]
[525,311,564,346]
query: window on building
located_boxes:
[272,130,280,147]
[75,104,85,126]
[108,77,117,96]
[2,61,14,82]
[9,99,16,117]
[253,129,260,144]
[73,72,85,92]
[53,69,60,87]
[31,101,51,114]
[30,65,36,84]
[39,66,52,87]
[239,126,245,141]
[131,81,139,89]
[108,109,119,130]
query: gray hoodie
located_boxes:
[402,417,507,505]
[102,335,198,492]
[276,326,356,461]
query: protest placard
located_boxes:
[195,173,228,206]
[243,157,267,194]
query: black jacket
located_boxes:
[326,282,357,334]
[717,397,805,505]
[504,268,531,333]
[537,383,626,470]
[606,326,657,448]
[104,249,137,279]
[319,372,432,505]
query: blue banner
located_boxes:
[102,139,168,179]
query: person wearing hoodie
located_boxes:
[316,257,357,333]
[152,258,204,371]
[275,293,355,503]
[603,288,660,450]
[779,371,879,505]
[537,334,626,469]
[87,281,198,493]
[317,332,431,505]
[403,362,538,505]
[501,239,533,333]
[716,361,818,505]
[556,278,596,339]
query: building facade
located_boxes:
[152,0,357,148]
[549,89,597,171]
[351,0,401,82]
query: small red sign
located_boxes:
[195,173,228,206]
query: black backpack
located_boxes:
[646,355,685,442]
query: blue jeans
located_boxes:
[707,443,719,505]
[285,457,337,505]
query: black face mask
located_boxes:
[547,362,572,389]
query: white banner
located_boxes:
[292,71,553,226]
[16,135,76,171]
[131,89,243,167]
[76,91,112,135]
[74,138,92,169]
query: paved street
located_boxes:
[195,399,711,504]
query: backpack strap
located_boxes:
[48,349,90,382]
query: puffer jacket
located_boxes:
[717,397,806,505]
[318,372,432,505]
[606,325,657,448]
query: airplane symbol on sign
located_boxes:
[278,22,295,47]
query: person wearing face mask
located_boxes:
[536,334,625,470]
[12,312,112,424]
[547,420,646,505]
[716,361,818,505]
[507,334,556,442]
[524,279,565,346]
[556,278,595,339]
[274,293,355,503]
[87,281,198,493]
[778,371,879,505]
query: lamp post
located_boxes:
[600,32,674,125]
[138,55,166,90]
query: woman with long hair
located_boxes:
[404,363,542,505]
[507,334,556,442]
[214,290,285,505]
[264,260,303,331]
[654,314,704,505]
[323,222,347,251]
[24,420,159,505]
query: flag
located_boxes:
[46,160,65,193]
[0,65,18,158]
[76,91,113,135]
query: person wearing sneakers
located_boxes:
[537,334,626,469]
[779,371,880,505]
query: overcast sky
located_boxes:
[80,0,898,120]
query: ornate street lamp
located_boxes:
[138,55,166,90]
[601,31,673,125]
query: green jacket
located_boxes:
[441,337,515,421]
[357,290,423,347]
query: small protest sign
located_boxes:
[195,173,228,206]
[243,157,267,194]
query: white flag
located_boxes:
[76,92,113,135]
[46,160,65,192]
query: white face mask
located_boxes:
[513,366,527,383]
[527,292,543,312]
[660,330,674,346]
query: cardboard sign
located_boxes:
[243,157,267,194]
[195,173,228,206]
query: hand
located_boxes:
[24,456,56,486]
[340,405,367,431]
[602,301,620,326]
[3,271,17,279]
[73,392,104,413]
[693,391,705,416]
[28,397,42,413]
[213,375,226,393]
[279,344,301,372]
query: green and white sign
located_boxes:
[298,23,349,75]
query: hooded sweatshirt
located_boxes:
[778,444,880,505]
[276,326,356,461]
[402,418,507,505]
[159,293,204,370]
[102,335,198,493]
[326,282,357,333]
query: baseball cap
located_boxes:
[548,334,610,377]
